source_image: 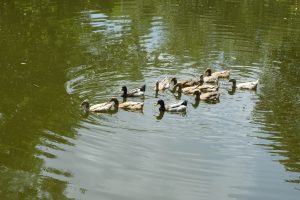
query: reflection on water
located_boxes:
[0,0,300,199]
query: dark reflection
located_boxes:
[173,92,182,100]
[122,97,127,103]
[156,111,165,120]
[192,98,200,109]
[0,0,88,199]
[155,90,159,98]
[253,34,300,183]
[227,87,236,95]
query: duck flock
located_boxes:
[81,68,259,114]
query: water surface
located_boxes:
[0,0,300,199]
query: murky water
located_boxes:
[0,0,300,199]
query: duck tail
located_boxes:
[140,84,146,91]
[182,100,188,106]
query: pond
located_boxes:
[0,0,300,199]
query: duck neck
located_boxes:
[122,87,127,97]
[110,98,119,108]
[231,80,237,88]
[175,84,182,93]
[171,78,177,85]
[207,70,212,76]
[155,82,159,91]
[159,102,166,111]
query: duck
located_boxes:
[110,97,144,111]
[193,90,220,101]
[229,79,258,90]
[204,68,230,79]
[121,84,146,97]
[170,77,200,88]
[156,99,187,112]
[200,74,219,85]
[181,83,219,94]
[154,76,170,91]
[81,99,117,113]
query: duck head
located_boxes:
[81,99,90,112]
[193,91,201,100]
[170,77,178,85]
[109,97,119,107]
[121,86,127,92]
[121,86,127,97]
[204,68,212,76]
[156,99,166,111]
[199,74,204,80]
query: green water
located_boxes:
[0,0,300,199]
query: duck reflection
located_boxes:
[156,111,165,120]
[192,98,200,108]
[155,90,159,98]
[227,87,236,95]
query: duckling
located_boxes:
[229,79,258,90]
[170,77,199,88]
[121,85,146,97]
[193,90,220,101]
[200,74,219,85]
[81,99,116,113]
[156,99,187,112]
[204,68,230,79]
[154,76,170,91]
[110,97,144,111]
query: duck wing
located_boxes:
[198,84,219,92]
[168,100,188,108]
[166,100,187,112]
[182,85,200,94]
[200,91,220,100]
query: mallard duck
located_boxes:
[81,99,116,113]
[156,99,187,112]
[229,79,258,90]
[200,74,219,85]
[204,68,230,79]
[121,85,146,97]
[154,76,170,91]
[110,97,144,110]
[193,90,220,101]
[170,77,199,88]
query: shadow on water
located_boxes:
[0,0,94,199]
[253,35,300,183]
